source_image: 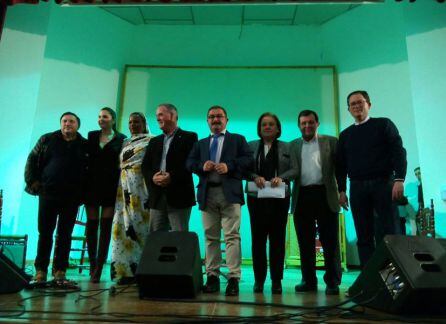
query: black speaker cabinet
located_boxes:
[350,235,446,315]
[136,231,203,299]
[0,252,30,294]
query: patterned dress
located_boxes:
[111,134,152,280]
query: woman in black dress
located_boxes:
[85,107,126,283]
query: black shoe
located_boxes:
[225,278,239,296]
[325,285,340,295]
[203,275,220,293]
[295,281,317,293]
[253,282,264,293]
[271,281,282,294]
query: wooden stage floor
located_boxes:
[0,265,443,322]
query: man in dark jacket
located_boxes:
[141,103,197,232]
[25,112,87,283]
[187,105,253,296]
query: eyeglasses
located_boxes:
[349,100,368,107]
[207,114,226,120]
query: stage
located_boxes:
[0,265,441,322]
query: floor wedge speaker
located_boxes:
[136,231,203,299]
[350,235,446,315]
[0,252,30,294]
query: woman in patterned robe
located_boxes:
[111,112,152,285]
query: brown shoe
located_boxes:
[33,270,47,283]
[54,270,66,282]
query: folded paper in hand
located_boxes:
[247,181,287,199]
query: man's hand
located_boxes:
[339,191,349,210]
[254,176,266,189]
[159,172,171,187]
[270,177,283,188]
[30,181,40,193]
[152,172,163,185]
[152,171,171,187]
[215,163,228,175]
[392,181,404,201]
[203,160,215,172]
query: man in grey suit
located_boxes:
[290,110,342,295]
[187,105,253,296]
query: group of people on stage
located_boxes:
[24,89,407,297]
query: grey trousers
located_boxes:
[202,186,241,279]
[149,207,191,232]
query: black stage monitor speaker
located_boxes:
[136,231,203,299]
[0,252,30,294]
[350,235,446,315]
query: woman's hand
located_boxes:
[270,177,283,188]
[254,176,266,189]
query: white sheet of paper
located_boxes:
[257,182,287,199]
[247,181,259,193]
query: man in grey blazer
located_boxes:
[290,110,342,295]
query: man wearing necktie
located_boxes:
[187,105,253,296]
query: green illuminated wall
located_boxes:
[120,65,338,259]
[1,0,445,266]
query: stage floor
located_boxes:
[0,265,441,322]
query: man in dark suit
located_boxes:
[187,105,253,296]
[290,110,342,295]
[141,103,197,232]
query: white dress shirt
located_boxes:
[300,135,323,186]
[160,128,178,172]
[354,116,370,126]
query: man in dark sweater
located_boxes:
[336,90,407,268]
[25,112,88,283]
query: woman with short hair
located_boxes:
[246,112,295,294]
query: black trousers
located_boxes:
[247,196,289,283]
[293,185,341,287]
[350,178,400,267]
[34,197,79,272]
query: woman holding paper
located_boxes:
[246,112,296,294]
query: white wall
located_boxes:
[0,3,50,235]
[320,3,420,263]
[1,3,135,258]
[403,2,446,233]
